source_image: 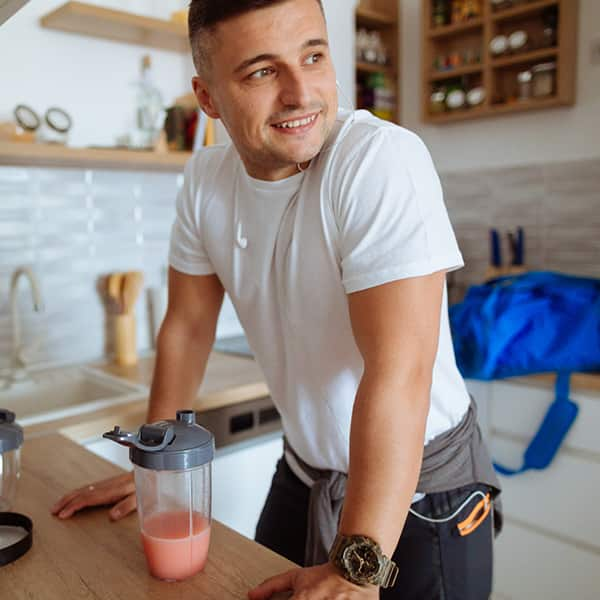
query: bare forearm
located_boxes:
[339,368,431,556]
[146,316,214,422]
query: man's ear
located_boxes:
[192,76,221,119]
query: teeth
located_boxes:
[274,114,317,129]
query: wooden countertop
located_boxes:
[507,372,600,394]
[25,351,270,440]
[92,353,600,395]
[91,351,266,395]
[4,433,295,600]
[19,347,599,444]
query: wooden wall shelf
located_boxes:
[491,0,560,23]
[430,64,483,81]
[0,142,190,172]
[427,18,483,39]
[422,0,578,124]
[427,106,488,124]
[426,96,564,124]
[40,1,188,53]
[490,47,558,68]
[489,95,563,115]
[356,61,394,75]
[355,1,401,124]
[356,6,396,27]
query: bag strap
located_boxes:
[494,372,579,476]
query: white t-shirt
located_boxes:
[169,109,471,475]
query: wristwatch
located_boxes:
[328,533,399,589]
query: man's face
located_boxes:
[192,0,338,181]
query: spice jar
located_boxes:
[430,91,446,114]
[517,70,532,101]
[432,0,449,27]
[446,88,466,111]
[531,62,556,98]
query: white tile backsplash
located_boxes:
[442,157,600,303]
[0,166,178,369]
[1,156,597,368]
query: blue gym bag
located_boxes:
[449,271,600,475]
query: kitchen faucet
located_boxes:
[9,266,44,376]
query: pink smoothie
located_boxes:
[141,511,211,581]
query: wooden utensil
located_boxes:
[121,271,144,315]
[107,272,124,314]
[114,313,137,366]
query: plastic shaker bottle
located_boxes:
[104,410,214,581]
[0,409,33,567]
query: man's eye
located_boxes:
[249,67,274,80]
[305,53,323,65]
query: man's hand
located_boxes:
[51,472,136,521]
[248,562,379,600]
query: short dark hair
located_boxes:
[188,0,325,77]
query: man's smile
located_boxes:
[271,111,320,134]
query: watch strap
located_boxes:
[328,533,346,570]
[379,555,399,589]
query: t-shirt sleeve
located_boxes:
[168,159,216,276]
[333,127,463,294]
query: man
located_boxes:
[52,1,501,598]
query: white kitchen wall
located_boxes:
[322,0,359,107]
[0,0,191,148]
[2,1,598,167]
[1,0,356,149]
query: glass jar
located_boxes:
[531,62,556,98]
[0,410,23,512]
[445,80,467,111]
[466,86,486,107]
[517,70,533,101]
[430,91,446,114]
[432,0,449,27]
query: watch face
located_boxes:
[342,540,382,582]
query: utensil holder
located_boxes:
[114,314,137,366]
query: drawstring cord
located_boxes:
[409,490,488,524]
[236,221,248,249]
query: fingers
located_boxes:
[51,473,129,513]
[51,473,135,519]
[109,493,137,521]
[51,489,82,514]
[248,569,298,600]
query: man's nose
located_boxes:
[278,68,311,108]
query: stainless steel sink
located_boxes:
[0,366,146,426]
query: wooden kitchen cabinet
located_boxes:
[466,378,600,599]
[421,0,579,124]
[356,0,401,123]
